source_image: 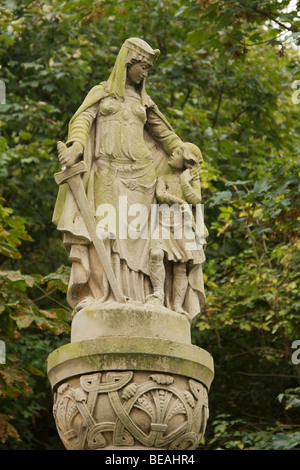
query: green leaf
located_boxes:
[209,190,233,206]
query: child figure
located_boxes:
[147,143,207,317]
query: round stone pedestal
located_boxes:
[47,303,214,450]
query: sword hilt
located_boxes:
[54,159,127,303]
[54,161,88,186]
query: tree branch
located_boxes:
[213,81,224,128]
[252,6,296,32]
[181,87,193,109]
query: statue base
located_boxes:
[47,303,214,450]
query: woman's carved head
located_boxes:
[124,38,160,67]
[126,62,151,86]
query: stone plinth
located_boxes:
[70,301,192,344]
[47,303,214,450]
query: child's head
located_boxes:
[169,143,203,171]
[183,143,203,167]
[168,147,185,170]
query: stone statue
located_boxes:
[48,38,214,451]
[52,37,207,322]
[149,143,208,317]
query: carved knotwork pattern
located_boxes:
[53,371,209,450]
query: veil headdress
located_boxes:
[68,38,160,129]
[104,38,160,106]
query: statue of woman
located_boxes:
[53,37,206,320]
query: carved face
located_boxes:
[168,149,185,170]
[126,62,151,86]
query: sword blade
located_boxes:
[65,172,125,303]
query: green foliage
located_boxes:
[0,199,70,448]
[204,388,300,450]
[0,0,299,450]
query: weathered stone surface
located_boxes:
[70,301,191,343]
[51,368,211,450]
[48,333,214,450]
[52,37,207,321]
[48,337,214,390]
[48,37,214,450]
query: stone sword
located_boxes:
[54,160,126,304]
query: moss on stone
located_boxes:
[47,336,214,391]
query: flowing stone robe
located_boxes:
[53,88,185,308]
[53,42,206,318]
